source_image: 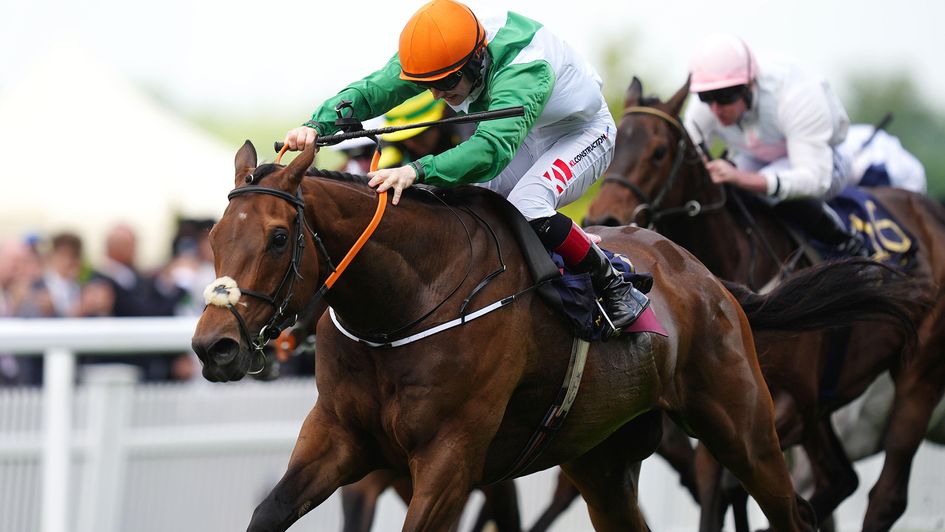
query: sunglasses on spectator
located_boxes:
[418,69,464,92]
[697,85,746,105]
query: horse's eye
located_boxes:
[270,231,289,250]
[652,147,668,161]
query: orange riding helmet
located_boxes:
[399,0,486,83]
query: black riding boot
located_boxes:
[575,242,651,336]
[774,198,869,257]
[530,213,650,337]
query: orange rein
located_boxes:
[276,139,388,290]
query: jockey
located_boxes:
[683,33,867,256]
[284,0,648,336]
[837,124,927,194]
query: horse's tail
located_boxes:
[722,258,924,344]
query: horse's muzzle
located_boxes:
[192,335,246,382]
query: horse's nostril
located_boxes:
[208,338,240,366]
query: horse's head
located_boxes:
[191,141,320,382]
[584,77,698,228]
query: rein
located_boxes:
[603,106,726,228]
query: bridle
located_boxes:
[602,106,725,228]
[223,184,326,372]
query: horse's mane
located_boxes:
[249,162,500,209]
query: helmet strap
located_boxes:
[741,83,754,110]
[462,47,487,92]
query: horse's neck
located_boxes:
[660,172,782,286]
[304,179,469,334]
[661,205,745,278]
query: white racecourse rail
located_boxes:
[0,317,943,532]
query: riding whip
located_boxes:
[275,105,525,152]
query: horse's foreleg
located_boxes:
[694,444,728,532]
[862,361,945,532]
[527,470,580,532]
[400,445,478,532]
[657,414,700,503]
[341,470,400,532]
[801,418,859,522]
[470,480,522,532]
[560,411,663,532]
[248,403,371,532]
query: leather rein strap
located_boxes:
[603,106,725,228]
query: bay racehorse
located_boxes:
[191,140,912,531]
[584,76,944,532]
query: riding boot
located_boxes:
[530,213,650,338]
[774,198,869,257]
[576,242,651,334]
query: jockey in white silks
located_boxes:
[683,33,867,256]
[838,124,927,194]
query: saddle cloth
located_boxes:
[823,186,918,269]
[543,250,668,342]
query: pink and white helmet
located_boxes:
[689,33,759,93]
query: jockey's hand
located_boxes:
[705,158,740,185]
[284,126,318,152]
[368,165,417,206]
[705,159,768,193]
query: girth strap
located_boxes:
[494,337,590,483]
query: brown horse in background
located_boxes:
[191,140,913,531]
[585,76,945,532]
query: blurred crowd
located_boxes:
[0,92,471,388]
[0,220,217,386]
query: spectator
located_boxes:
[39,232,84,318]
[83,223,190,381]
[0,237,46,385]
[167,218,217,317]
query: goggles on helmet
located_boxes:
[697,85,746,106]
[417,69,465,92]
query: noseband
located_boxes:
[602,106,724,228]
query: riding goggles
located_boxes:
[697,85,746,106]
[417,69,464,92]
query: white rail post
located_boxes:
[41,347,75,532]
[77,364,141,532]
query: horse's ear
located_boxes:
[284,141,317,189]
[234,140,257,185]
[625,76,644,108]
[666,76,692,116]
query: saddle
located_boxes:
[730,187,918,271]
[432,185,657,341]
